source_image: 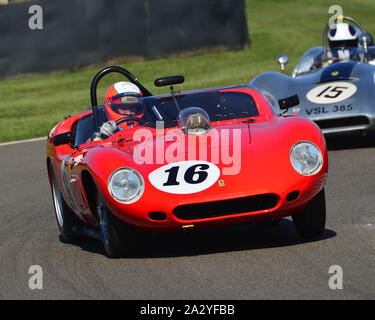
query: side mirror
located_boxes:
[154,75,184,87]
[278,95,299,110]
[53,132,74,146]
[277,54,289,71]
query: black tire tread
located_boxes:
[292,188,326,238]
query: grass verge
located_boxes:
[0,0,374,142]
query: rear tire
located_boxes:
[292,188,326,238]
[50,166,77,243]
[95,189,134,258]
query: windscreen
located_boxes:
[293,46,368,77]
[74,90,260,145]
[74,106,108,146]
[141,90,259,128]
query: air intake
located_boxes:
[173,194,279,220]
[315,116,369,129]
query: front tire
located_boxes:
[95,189,134,258]
[292,188,326,238]
[50,166,77,243]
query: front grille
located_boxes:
[315,116,369,129]
[173,194,279,220]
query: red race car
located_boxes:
[46,66,328,258]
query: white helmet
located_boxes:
[105,81,141,106]
[104,81,143,120]
[328,23,358,48]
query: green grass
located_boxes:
[1,0,375,142]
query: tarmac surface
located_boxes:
[0,136,374,299]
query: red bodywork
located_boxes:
[46,87,328,233]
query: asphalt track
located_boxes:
[0,136,374,300]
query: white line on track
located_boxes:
[0,137,47,147]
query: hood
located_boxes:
[251,61,375,119]
[318,61,357,82]
[105,115,322,174]
[119,121,252,165]
[84,115,326,206]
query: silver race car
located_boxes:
[251,16,375,136]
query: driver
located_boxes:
[100,82,144,138]
[327,22,359,62]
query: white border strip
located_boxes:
[0,136,47,147]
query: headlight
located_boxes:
[108,168,144,203]
[290,141,323,176]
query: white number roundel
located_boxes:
[148,161,220,194]
[306,81,357,104]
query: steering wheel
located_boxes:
[115,117,149,126]
[313,57,343,69]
